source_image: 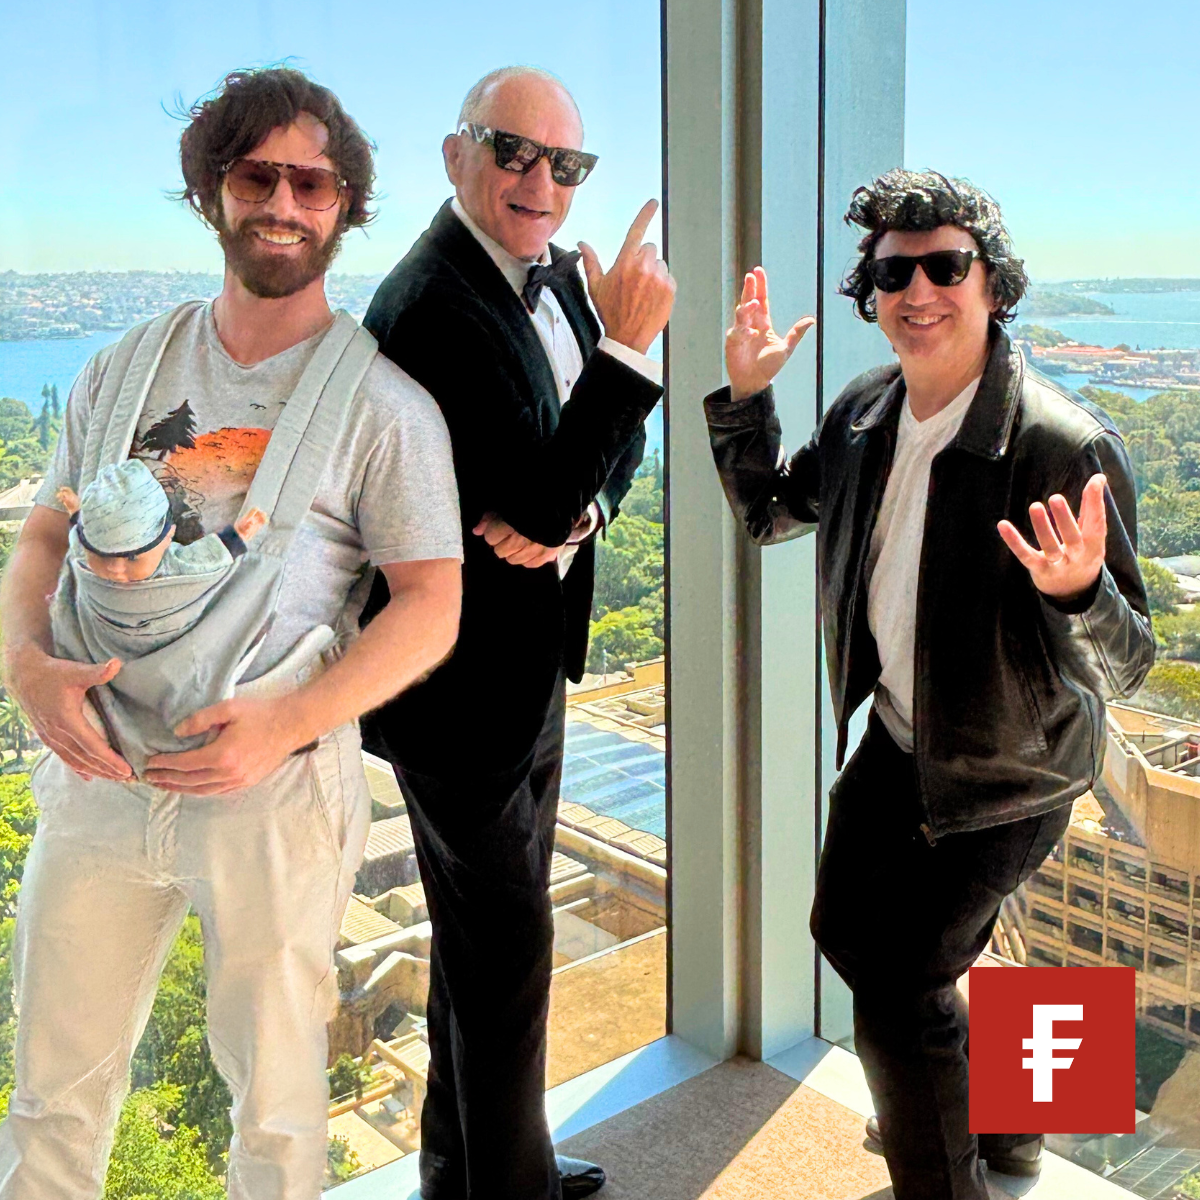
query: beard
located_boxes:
[218,213,346,299]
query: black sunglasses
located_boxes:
[866,249,980,293]
[221,158,346,212]
[457,123,598,187]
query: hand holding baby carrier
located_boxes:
[51,301,378,778]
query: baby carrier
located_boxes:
[51,301,378,778]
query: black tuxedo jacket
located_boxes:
[361,200,662,778]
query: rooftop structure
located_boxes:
[0,478,41,521]
[1002,705,1200,1053]
[563,678,666,840]
[328,672,671,1173]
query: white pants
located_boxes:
[0,723,372,1200]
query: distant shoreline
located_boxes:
[0,332,93,343]
[1048,278,1200,295]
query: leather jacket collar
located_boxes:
[851,326,1024,462]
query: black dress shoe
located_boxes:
[864,1115,1042,1179]
[863,1114,883,1155]
[981,1136,1043,1179]
[557,1155,606,1198]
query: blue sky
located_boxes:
[906,0,1200,280]
[0,0,663,275]
[1,0,1196,281]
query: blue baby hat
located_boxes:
[78,459,172,556]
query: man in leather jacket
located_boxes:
[703,170,1154,1200]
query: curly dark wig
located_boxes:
[839,169,1028,324]
[179,67,376,229]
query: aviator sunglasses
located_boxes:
[220,158,346,212]
[457,123,599,187]
[866,248,980,293]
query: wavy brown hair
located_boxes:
[179,67,376,229]
[839,169,1028,325]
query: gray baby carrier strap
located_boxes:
[56,303,377,777]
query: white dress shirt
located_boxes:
[866,377,980,751]
[450,198,661,575]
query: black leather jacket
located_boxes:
[704,330,1155,838]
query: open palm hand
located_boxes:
[997,473,1108,600]
[726,266,815,401]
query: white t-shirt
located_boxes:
[866,378,980,751]
[39,303,463,678]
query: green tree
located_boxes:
[0,526,20,577]
[0,400,34,446]
[589,456,664,674]
[1078,386,1139,419]
[586,606,663,674]
[593,515,663,615]
[1013,323,1071,349]
[1153,609,1200,661]
[0,776,36,920]
[102,1085,224,1200]
[33,407,50,451]
[1139,556,1184,616]
[0,399,59,492]
[130,915,233,1169]
[325,1134,363,1184]
[1136,486,1200,558]
[620,452,663,521]
[0,694,34,769]
[328,1053,374,1100]
[0,918,17,1119]
[1136,661,1200,720]
[0,780,33,1115]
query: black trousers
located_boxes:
[810,710,1071,1200]
[393,677,566,1200]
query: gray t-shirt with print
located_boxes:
[38,303,462,678]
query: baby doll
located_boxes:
[57,458,266,582]
[53,458,271,756]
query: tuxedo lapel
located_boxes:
[427,201,560,428]
[548,244,601,359]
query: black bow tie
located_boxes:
[522,251,581,314]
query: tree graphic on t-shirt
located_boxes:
[140,401,197,459]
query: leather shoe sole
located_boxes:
[557,1155,606,1198]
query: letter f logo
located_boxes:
[1021,1004,1083,1102]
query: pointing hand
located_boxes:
[578,200,676,356]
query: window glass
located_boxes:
[907,1,1200,1190]
[0,1,665,1188]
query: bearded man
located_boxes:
[0,67,463,1199]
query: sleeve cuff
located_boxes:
[597,337,663,386]
[594,491,613,529]
[703,383,775,414]
[566,502,602,544]
[217,526,248,558]
[1041,569,1104,615]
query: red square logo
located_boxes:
[969,967,1135,1134]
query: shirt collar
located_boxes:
[903,376,981,430]
[451,197,551,299]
